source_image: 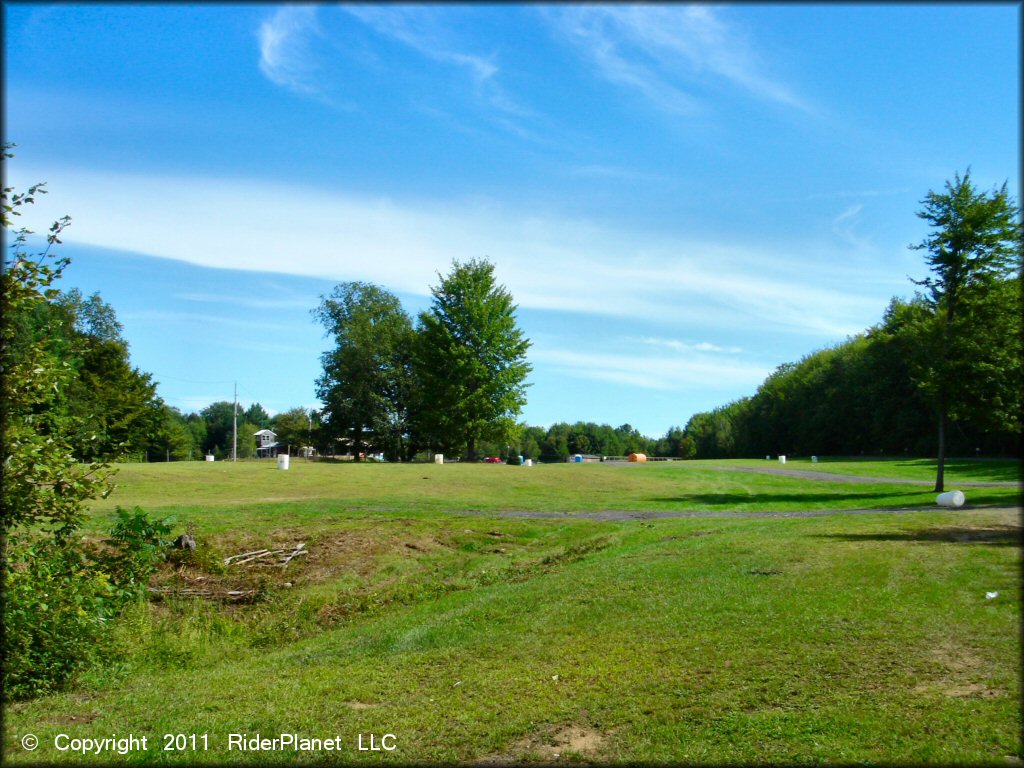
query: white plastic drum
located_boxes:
[936,490,965,508]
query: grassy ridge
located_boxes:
[4,460,1021,763]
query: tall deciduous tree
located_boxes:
[414,258,531,461]
[910,170,1021,490]
[313,282,414,461]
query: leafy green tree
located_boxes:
[184,412,208,456]
[314,282,415,461]
[414,259,532,461]
[5,266,163,462]
[146,405,197,461]
[200,401,237,457]
[540,422,570,462]
[1,147,114,538]
[909,171,1021,490]
[232,420,260,459]
[517,425,546,461]
[1,146,165,700]
[244,402,272,428]
[656,426,695,458]
[66,336,163,462]
[272,407,314,455]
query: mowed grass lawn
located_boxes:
[4,459,1021,764]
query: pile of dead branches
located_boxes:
[223,542,307,569]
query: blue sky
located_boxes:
[4,3,1019,437]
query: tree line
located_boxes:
[678,171,1021,489]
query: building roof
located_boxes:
[254,429,276,436]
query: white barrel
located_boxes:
[434,453,444,465]
[936,490,965,508]
[277,454,290,470]
[205,454,215,462]
[524,459,533,467]
[778,455,786,464]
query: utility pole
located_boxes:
[232,381,238,462]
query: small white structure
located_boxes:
[434,453,444,464]
[205,454,215,462]
[779,455,787,464]
[277,454,290,471]
[811,455,818,463]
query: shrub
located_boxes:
[2,507,174,701]
[101,506,174,600]
[3,539,115,700]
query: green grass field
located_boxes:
[4,459,1021,764]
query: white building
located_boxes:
[254,429,282,458]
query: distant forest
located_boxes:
[678,278,1021,460]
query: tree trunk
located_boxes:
[467,436,477,463]
[934,298,955,494]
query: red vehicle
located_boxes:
[483,456,503,463]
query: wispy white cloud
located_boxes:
[257,6,320,96]
[531,347,771,391]
[344,6,496,81]
[120,309,291,332]
[15,165,885,342]
[546,5,810,115]
[805,187,911,202]
[342,5,535,123]
[568,164,667,183]
[176,292,312,310]
[831,203,867,248]
[638,337,743,354]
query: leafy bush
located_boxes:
[102,506,174,600]
[2,507,174,701]
[3,539,115,700]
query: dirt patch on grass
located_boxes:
[912,642,1007,698]
[913,681,1005,698]
[477,724,609,763]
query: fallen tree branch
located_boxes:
[223,548,270,565]
[281,542,306,569]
